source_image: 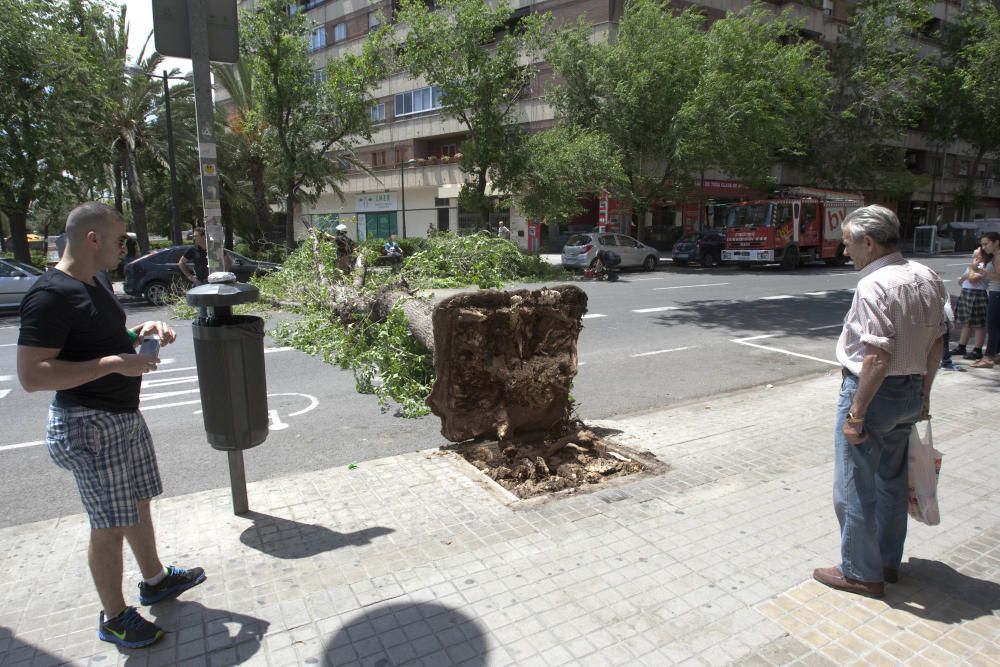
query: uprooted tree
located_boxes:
[262,232,587,442]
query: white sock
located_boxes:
[144,568,168,586]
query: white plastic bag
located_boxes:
[908,420,942,525]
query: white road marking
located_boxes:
[731,334,839,366]
[807,324,843,331]
[268,409,289,430]
[0,441,44,453]
[804,291,829,296]
[632,306,680,313]
[652,282,729,291]
[0,389,10,399]
[946,262,970,266]
[0,375,11,381]
[140,389,201,401]
[630,346,694,358]
[143,399,202,411]
[0,326,17,330]
[582,314,607,319]
[141,376,198,388]
[760,295,795,301]
[629,276,667,281]
[265,347,293,354]
[268,392,320,417]
[147,366,196,375]
[0,343,15,348]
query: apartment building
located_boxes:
[257,0,1000,250]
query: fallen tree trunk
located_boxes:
[310,233,587,442]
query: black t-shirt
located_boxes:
[183,244,209,281]
[18,270,140,411]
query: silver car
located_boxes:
[561,232,659,271]
[0,258,44,311]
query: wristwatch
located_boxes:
[846,411,865,425]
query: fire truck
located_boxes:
[721,187,863,269]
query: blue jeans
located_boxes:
[833,372,923,582]
[986,291,1000,356]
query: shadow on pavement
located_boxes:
[323,601,488,666]
[123,600,270,665]
[239,511,394,559]
[886,557,1000,624]
[0,626,66,666]
[649,291,856,338]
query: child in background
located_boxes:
[951,247,989,361]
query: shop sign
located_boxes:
[356,193,397,212]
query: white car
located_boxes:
[0,258,44,311]
[561,233,659,271]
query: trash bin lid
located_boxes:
[186,278,260,307]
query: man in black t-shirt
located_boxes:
[180,227,209,284]
[17,202,206,649]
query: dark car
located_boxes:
[671,232,725,267]
[124,246,281,305]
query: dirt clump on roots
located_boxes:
[456,425,646,499]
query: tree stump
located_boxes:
[426,285,588,442]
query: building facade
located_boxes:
[234,0,1000,250]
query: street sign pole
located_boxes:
[187,0,225,275]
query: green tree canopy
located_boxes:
[241,0,389,249]
[395,0,549,224]
[0,0,109,260]
[545,0,829,238]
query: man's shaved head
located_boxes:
[65,202,122,246]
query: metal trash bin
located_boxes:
[187,276,268,514]
[191,314,268,451]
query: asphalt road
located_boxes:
[0,254,969,527]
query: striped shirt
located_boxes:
[836,252,947,377]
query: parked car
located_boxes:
[671,232,725,267]
[0,258,45,311]
[124,246,281,305]
[561,233,659,271]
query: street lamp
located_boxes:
[127,67,187,246]
[399,158,417,238]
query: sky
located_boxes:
[124,0,193,75]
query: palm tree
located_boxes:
[213,60,276,245]
[94,7,179,254]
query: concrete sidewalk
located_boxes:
[1,369,998,667]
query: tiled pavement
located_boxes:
[1,368,998,666]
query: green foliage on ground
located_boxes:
[255,231,568,417]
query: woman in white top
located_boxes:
[970,232,1000,368]
[951,247,989,360]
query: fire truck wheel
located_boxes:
[699,252,714,268]
[781,246,800,271]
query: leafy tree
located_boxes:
[546,0,828,239]
[509,125,624,225]
[803,0,932,194]
[949,0,1000,219]
[241,0,389,250]
[0,0,108,261]
[395,0,548,226]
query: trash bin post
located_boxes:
[187,274,268,515]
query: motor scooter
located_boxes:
[580,250,621,281]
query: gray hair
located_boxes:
[65,202,122,245]
[843,205,900,246]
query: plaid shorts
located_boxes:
[955,287,988,327]
[46,404,162,529]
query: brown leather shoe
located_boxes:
[883,568,898,583]
[813,566,884,598]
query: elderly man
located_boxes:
[18,203,205,648]
[813,205,947,598]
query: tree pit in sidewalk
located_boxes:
[453,424,659,500]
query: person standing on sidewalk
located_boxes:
[814,205,947,598]
[970,232,1000,368]
[16,202,205,649]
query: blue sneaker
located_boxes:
[98,606,164,648]
[138,565,206,605]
